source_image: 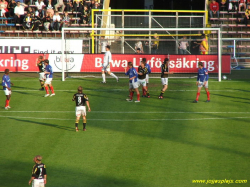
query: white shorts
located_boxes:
[102,64,110,72]
[39,72,45,81]
[137,78,147,87]
[75,106,86,117]
[198,81,208,88]
[161,78,168,85]
[129,79,139,89]
[45,78,52,84]
[32,179,45,187]
[146,74,149,83]
[4,89,11,95]
[239,3,245,6]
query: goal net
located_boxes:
[60,27,227,82]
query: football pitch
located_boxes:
[0,74,249,187]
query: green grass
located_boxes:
[0,76,249,187]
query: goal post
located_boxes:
[61,27,222,82]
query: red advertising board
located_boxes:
[0,54,231,73]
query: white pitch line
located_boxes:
[0,111,250,114]
[0,115,250,121]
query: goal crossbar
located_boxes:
[61,27,222,81]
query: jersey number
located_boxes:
[78,97,82,105]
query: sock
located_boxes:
[45,86,49,94]
[83,118,87,129]
[110,72,118,80]
[146,91,150,96]
[160,90,164,96]
[206,91,210,100]
[50,86,55,94]
[130,91,134,100]
[5,99,9,107]
[75,119,79,129]
[40,81,44,88]
[196,92,200,101]
[102,73,106,82]
[137,94,140,101]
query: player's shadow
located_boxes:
[11,118,74,131]
[233,89,250,93]
[212,93,250,101]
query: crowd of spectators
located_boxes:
[0,0,103,31]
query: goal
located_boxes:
[61,27,226,82]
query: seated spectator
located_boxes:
[43,11,52,30]
[73,0,83,12]
[239,0,246,11]
[46,0,54,15]
[93,1,100,9]
[27,6,35,14]
[22,12,34,30]
[243,4,250,25]
[228,0,238,12]
[219,0,228,11]
[65,0,72,12]
[61,11,70,28]
[51,10,60,30]
[0,0,8,21]
[54,0,65,12]
[247,0,250,5]
[32,10,41,30]
[210,0,220,18]
[8,0,16,17]
[80,5,89,24]
[35,0,45,17]
[14,1,27,25]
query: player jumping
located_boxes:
[125,62,140,103]
[72,86,91,132]
[193,62,210,103]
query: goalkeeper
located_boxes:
[101,45,119,83]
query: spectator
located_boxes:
[247,0,250,5]
[14,1,27,25]
[54,0,65,11]
[43,11,52,30]
[73,0,83,12]
[151,33,159,54]
[178,36,189,54]
[33,10,41,30]
[239,0,246,11]
[135,39,144,53]
[0,0,8,21]
[51,10,60,30]
[65,0,72,11]
[46,0,54,15]
[80,5,89,24]
[228,0,238,12]
[27,6,35,14]
[219,0,228,11]
[61,11,70,28]
[8,0,16,17]
[210,0,220,18]
[22,12,34,30]
[243,4,250,25]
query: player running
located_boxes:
[125,62,140,103]
[101,45,119,83]
[158,58,173,99]
[2,69,13,110]
[44,60,55,97]
[193,62,210,103]
[36,55,45,91]
[72,86,91,132]
[28,155,47,187]
[138,60,150,98]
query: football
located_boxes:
[222,75,227,80]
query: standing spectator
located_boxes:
[151,33,159,54]
[8,0,17,17]
[51,10,60,30]
[22,12,34,30]
[14,1,27,25]
[73,0,83,12]
[243,4,250,25]
[158,58,173,99]
[101,45,119,83]
[80,5,89,24]
[43,11,52,30]
[72,86,91,132]
[135,39,144,53]
[178,36,189,54]
[61,11,70,28]
[239,0,246,11]
[193,62,210,103]
[2,69,13,110]
[54,0,65,11]
[210,0,220,18]
[219,0,228,11]
[44,59,55,97]
[28,155,47,187]
[200,34,209,55]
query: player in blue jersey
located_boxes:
[142,58,151,97]
[44,60,55,97]
[193,62,210,103]
[124,61,140,102]
[2,69,13,110]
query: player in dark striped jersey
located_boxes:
[36,56,45,91]
[28,155,47,187]
[138,60,150,98]
[72,86,91,132]
[193,62,210,103]
[142,58,151,97]
[158,58,173,99]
